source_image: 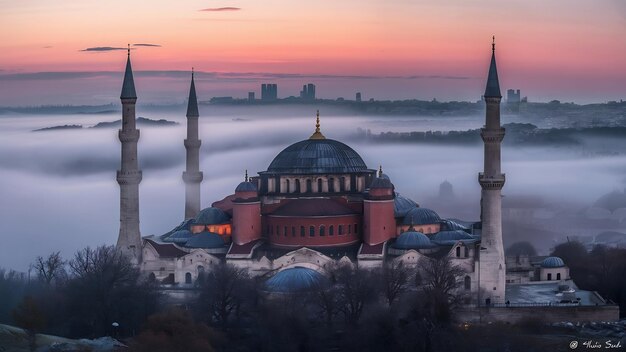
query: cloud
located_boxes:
[80,46,127,52]
[43,46,53,49]
[133,43,161,47]
[199,7,241,12]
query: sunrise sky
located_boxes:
[1,0,625,105]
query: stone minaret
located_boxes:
[478,37,506,304]
[116,46,142,263]
[183,70,203,219]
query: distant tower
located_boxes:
[116,46,142,263]
[183,69,203,220]
[356,92,362,102]
[478,37,506,304]
[363,166,395,245]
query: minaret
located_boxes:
[183,69,203,219]
[363,166,395,245]
[478,37,506,304]
[116,45,142,263]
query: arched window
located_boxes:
[292,226,296,237]
[329,178,335,192]
[329,225,334,236]
[185,272,192,284]
[464,276,471,290]
[300,226,305,237]
[309,226,315,237]
[276,225,280,237]
[317,178,323,193]
[306,179,312,193]
[285,179,290,193]
[456,247,461,257]
[547,273,552,281]
[464,246,469,258]
[338,225,343,235]
[556,273,561,280]
[295,179,301,193]
[340,177,346,192]
[320,225,325,236]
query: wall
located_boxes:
[456,305,620,324]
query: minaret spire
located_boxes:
[116,48,142,264]
[478,37,506,304]
[183,69,203,219]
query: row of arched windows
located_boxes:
[281,177,351,194]
[267,224,359,237]
[455,246,469,258]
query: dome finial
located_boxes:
[192,67,194,78]
[492,35,495,53]
[309,110,326,139]
[127,43,130,56]
[378,165,383,177]
[245,169,248,182]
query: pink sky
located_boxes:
[1,0,625,105]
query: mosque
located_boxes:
[114,40,580,307]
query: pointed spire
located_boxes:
[245,169,249,182]
[120,44,137,99]
[378,165,383,177]
[186,68,199,118]
[309,109,326,139]
[484,36,501,98]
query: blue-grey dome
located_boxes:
[432,230,475,245]
[403,207,441,225]
[267,139,368,174]
[235,181,257,193]
[184,232,225,249]
[541,256,565,268]
[164,229,193,244]
[264,267,327,293]
[440,219,469,231]
[194,207,230,225]
[394,194,418,218]
[393,230,435,250]
[370,177,393,189]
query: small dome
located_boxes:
[184,232,225,249]
[264,267,327,293]
[441,219,469,231]
[194,207,230,225]
[393,230,435,250]
[235,181,257,193]
[432,230,474,245]
[165,229,193,244]
[541,256,565,268]
[369,176,393,189]
[403,207,441,225]
[394,193,418,218]
[267,139,368,174]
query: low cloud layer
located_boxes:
[80,46,127,52]
[199,7,241,12]
[133,43,161,47]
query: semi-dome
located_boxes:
[541,256,565,268]
[164,229,193,244]
[264,267,327,293]
[393,230,435,250]
[394,193,418,218]
[194,207,230,225]
[402,207,441,225]
[184,231,225,249]
[267,138,368,174]
[441,219,469,231]
[432,230,475,245]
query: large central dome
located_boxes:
[267,138,368,174]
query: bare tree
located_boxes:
[332,265,377,326]
[33,251,66,286]
[421,255,465,324]
[12,296,46,352]
[197,263,250,329]
[379,261,411,307]
[311,282,341,327]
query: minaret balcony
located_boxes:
[184,139,202,148]
[183,171,204,183]
[480,128,505,143]
[118,129,140,142]
[478,173,505,190]
[117,170,142,184]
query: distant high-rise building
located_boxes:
[299,83,316,100]
[356,92,362,102]
[248,92,255,101]
[507,89,521,114]
[261,83,278,101]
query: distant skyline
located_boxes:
[1,0,625,105]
